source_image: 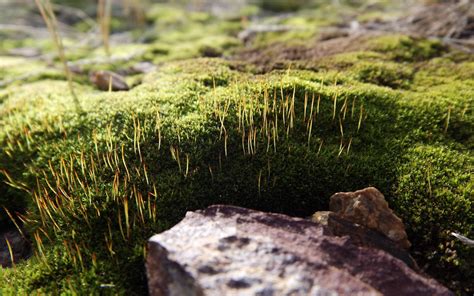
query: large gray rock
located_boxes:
[146,205,452,296]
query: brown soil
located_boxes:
[232,32,380,73]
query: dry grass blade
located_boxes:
[34,0,81,112]
[98,0,112,56]
[5,238,16,269]
[451,232,474,247]
[444,106,452,134]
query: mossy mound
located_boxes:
[353,60,414,89]
[369,34,447,62]
[1,50,473,294]
[0,2,473,295]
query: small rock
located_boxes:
[329,187,411,249]
[68,64,85,75]
[129,62,156,74]
[89,70,129,91]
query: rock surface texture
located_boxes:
[147,205,452,296]
[312,211,418,270]
[329,187,411,249]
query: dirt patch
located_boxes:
[232,32,379,73]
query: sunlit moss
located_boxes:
[353,60,414,89]
[369,34,446,62]
[0,57,62,86]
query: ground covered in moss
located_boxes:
[0,0,473,295]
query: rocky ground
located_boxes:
[0,0,473,295]
[147,189,451,296]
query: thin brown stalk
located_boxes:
[98,0,112,56]
[34,0,81,112]
[444,106,452,134]
[358,105,364,132]
[5,238,15,269]
[317,139,324,155]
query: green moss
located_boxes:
[139,4,243,63]
[1,53,473,294]
[257,0,307,11]
[353,61,414,89]
[394,145,473,294]
[413,58,474,87]
[0,57,62,86]
[0,243,148,295]
[317,51,383,69]
[146,4,195,26]
[370,35,447,62]
[0,38,54,56]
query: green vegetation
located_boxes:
[396,146,473,293]
[257,0,307,12]
[370,34,447,62]
[0,1,473,295]
[353,61,414,89]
